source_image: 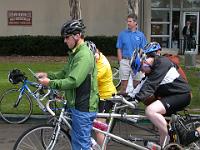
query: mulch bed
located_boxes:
[0,56,118,63]
[0,56,66,63]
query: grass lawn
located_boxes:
[0,56,200,115]
[0,60,64,114]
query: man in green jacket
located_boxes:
[36,19,99,150]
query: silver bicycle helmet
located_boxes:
[85,41,97,55]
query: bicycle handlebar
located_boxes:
[46,100,56,116]
[108,95,138,109]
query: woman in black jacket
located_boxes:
[132,42,191,147]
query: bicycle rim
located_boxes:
[14,124,72,150]
[0,88,32,124]
[112,67,121,88]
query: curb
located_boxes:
[1,113,200,124]
[0,114,50,124]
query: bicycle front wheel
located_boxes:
[112,67,121,88]
[0,88,33,124]
[14,124,72,150]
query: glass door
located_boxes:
[183,12,199,53]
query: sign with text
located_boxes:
[7,11,32,25]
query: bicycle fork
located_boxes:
[14,89,24,108]
[46,124,61,150]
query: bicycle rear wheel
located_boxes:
[112,67,121,88]
[14,124,72,150]
[0,88,32,124]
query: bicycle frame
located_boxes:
[46,99,154,150]
[16,79,51,112]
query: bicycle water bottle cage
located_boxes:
[8,69,26,84]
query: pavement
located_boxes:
[179,53,200,68]
[0,115,146,150]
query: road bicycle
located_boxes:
[13,94,200,150]
[111,66,121,88]
[0,68,62,124]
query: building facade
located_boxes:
[142,0,200,54]
[0,0,200,53]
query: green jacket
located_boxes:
[48,43,99,112]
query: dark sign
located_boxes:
[7,11,32,25]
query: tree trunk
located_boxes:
[128,0,138,15]
[68,0,81,19]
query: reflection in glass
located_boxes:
[173,0,181,8]
[183,0,200,8]
[151,37,169,48]
[151,24,170,35]
[151,10,170,22]
[151,0,170,8]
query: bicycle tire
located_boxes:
[13,124,72,150]
[112,67,121,88]
[163,143,183,150]
[182,118,200,149]
[0,88,33,124]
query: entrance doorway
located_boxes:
[183,12,199,53]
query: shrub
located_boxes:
[0,36,117,56]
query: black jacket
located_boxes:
[135,56,191,102]
[182,26,193,38]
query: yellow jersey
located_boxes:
[96,52,117,99]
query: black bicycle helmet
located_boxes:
[85,41,97,55]
[61,19,86,37]
[8,69,26,84]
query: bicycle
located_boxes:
[0,68,62,124]
[13,94,200,150]
[111,66,121,88]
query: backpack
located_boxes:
[162,53,188,82]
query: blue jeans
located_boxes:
[69,108,97,150]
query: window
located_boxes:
[151,10,170,22]
[183,0,200,8]
[151,24,170,35]
[151,0,170,8]
[151,37,170,48]
[173,0,181,8]
[151,0,171,48]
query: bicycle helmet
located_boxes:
[143,42,161,54]
[85,41,97,55]
[8,69,26,84]
[61,19,86,37]
[130,50,141,75]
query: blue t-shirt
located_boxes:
[116,29,147,58]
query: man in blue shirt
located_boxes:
[116,13,147,94]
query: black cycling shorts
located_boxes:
[160,93,191,115]
[98,100,114,113]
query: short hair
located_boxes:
[127,13,138,22]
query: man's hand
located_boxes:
[38,77,50,86]
[35,72,47,79]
